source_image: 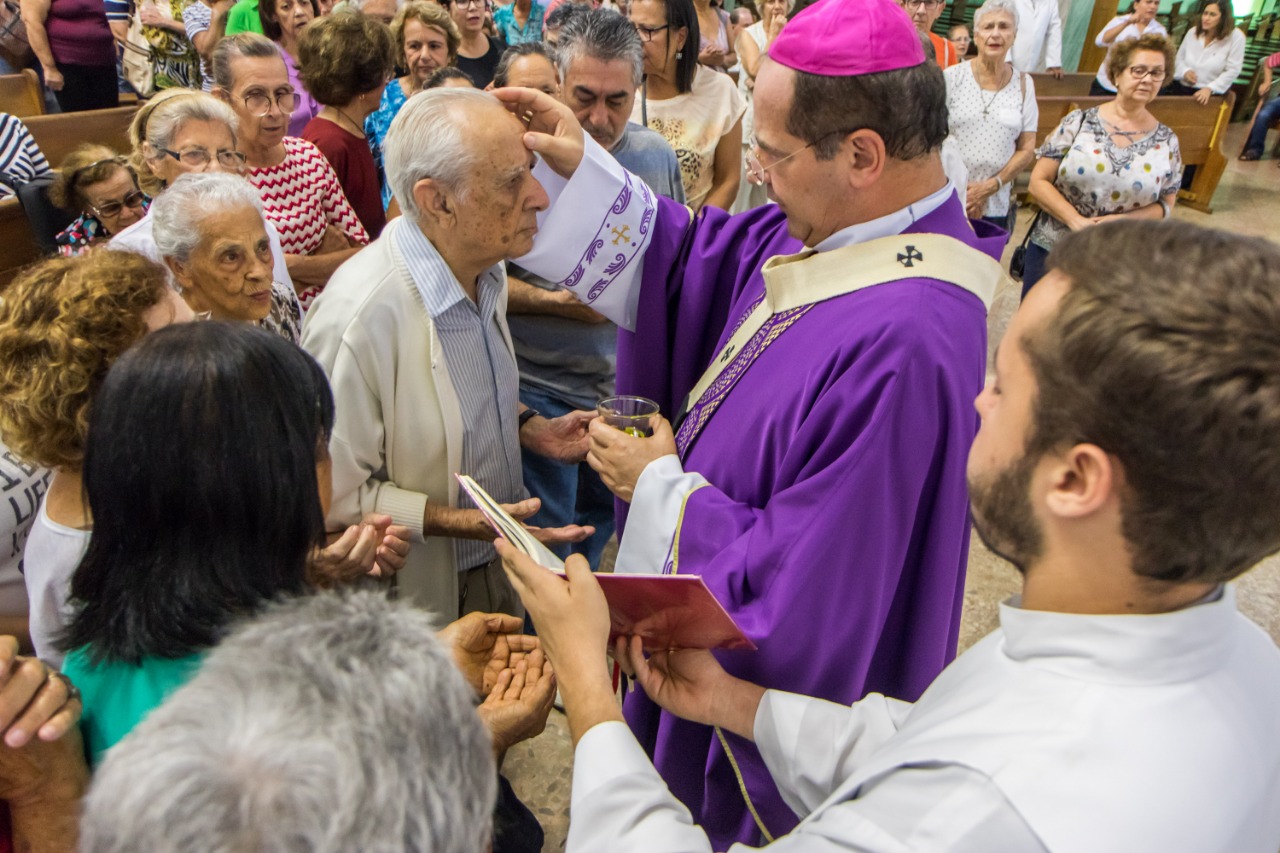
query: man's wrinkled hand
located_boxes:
[522,409,594,463]
[493,86,585,179]
[438,611,539,696]
[586,415,678,502]
[476,648,556,754]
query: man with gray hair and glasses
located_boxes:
[79,590,542,852]
[506,6,684,570]
[302,88,596,624]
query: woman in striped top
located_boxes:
[0,113,51,200]
[213,33,367,309]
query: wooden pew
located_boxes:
[0,105,137,288]
[0,71,44,119]
[1030,72,1097,98]
[1030,93,1235,214]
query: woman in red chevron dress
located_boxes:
[213,33,369,310]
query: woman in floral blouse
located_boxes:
[49,145,150,256]
[1025,33,1181,295]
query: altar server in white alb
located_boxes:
[500,218,1280,853]
[1009,0,1062,75]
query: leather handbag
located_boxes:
[1008,211,1041,281]
[0,0,32,66]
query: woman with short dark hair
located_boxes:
[59,322,334,765]
[298,10,395,236]
[630,0,744,211]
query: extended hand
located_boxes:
[0,640,81,748]
[310,514,410,585]
[498,543,622,743]
[493,87,585,179]
[617,636,731,727]
[586,415,678,502]
[476,648,556,754]
[438,611,539,696]
[521,409,594,463]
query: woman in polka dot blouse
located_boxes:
[1023,33,1182,294]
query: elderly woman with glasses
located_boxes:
[944,0,1037,234]
[152,172,302,342]
[49,145,149,256]
[1023,33,1181,293]
[111,88,303,328]
[213,33,369,309]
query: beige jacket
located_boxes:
[300,217,514,621]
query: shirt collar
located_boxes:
[813,182,956,253]
[394,217,504,319]
[998,584,1237,685]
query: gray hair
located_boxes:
[973,0,1019,31]
[556,8,644,88]
[151,172,264,263]
[128,89,240,195]
[212,32,283,92]
[385,87,494,218]
[79,590,497,853]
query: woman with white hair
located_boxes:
[944,0,1037,235]
[151,172,303,342]
[110,88,300,325]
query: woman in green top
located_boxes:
[59,322,343,765]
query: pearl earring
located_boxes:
[676,50,683,58]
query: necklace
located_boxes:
[331,106,366,139]
[1100,115,1148,139]
[977,64,1011,118]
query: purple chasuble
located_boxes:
[615,194,1006,848]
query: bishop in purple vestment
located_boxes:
[503,0,1008,845]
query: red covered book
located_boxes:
[457,475,756,652]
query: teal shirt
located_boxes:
[225,0,263,35]
[61,647,203,767]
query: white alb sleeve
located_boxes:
[614,455,708,575]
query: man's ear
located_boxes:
[845,128,887,190]
[1043,443,1116,521]
[413,177,456,227]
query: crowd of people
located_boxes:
[0,0,1277,849]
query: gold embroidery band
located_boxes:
[680,233,1005,428]
[715,725,776,844]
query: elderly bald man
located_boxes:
[301,88,594,623]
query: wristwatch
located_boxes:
[518,408,541,430]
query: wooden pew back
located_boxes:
[0,71,44,119]
[1029,72,1096,98]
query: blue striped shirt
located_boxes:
[0,114,51,201]
[395,219,525,571]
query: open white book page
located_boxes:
[455,474,566,569]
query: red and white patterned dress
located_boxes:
[246,136,370,310]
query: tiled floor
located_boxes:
[505,121,1280,852]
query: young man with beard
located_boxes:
[500,219,1280,851]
